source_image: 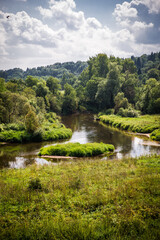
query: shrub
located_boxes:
[5,123,25,131]
[98,109,115,117]
[118,108,139,118]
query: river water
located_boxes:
[0,114,160,169]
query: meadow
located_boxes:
[0,155,160,239]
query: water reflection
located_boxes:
[0,114,160,169]
[62,114,160,159]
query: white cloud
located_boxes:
[113,2,138,22]
[0,10,59,47]
[132,21,154,30]
[113,0,154,36]
[38,0,85,30]
[132,0,160,14]
[0,0,159,70]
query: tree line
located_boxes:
[0,61,87,81]
[0,52,160,128]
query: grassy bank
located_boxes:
[0,122,72,143]
[39,142,115,157]
[0,155,160,239]
[99,115,160,141]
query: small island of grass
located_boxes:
[39,142,115,157]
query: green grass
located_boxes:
[0,155,160,239]
[99,114,160,137]
[0,124,72,143]
[39,142,115,157]
[150,129,160,141]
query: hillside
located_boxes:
[0,61,88,81]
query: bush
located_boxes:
[39,142,115,157]
[98,109,115,117]
[118,108,139,118]
[5,123,25,131]
[0,130,25,143]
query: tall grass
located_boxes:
[0,125,72,143]
[39,142,115,157]
[0,155,160,239]
[99,114,160,136]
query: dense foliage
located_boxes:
[75,52,160,115]
[39,142,114,157]
[0,155,160,239]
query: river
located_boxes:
[0,114,160,169]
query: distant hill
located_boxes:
[0,52,159,81]
[0,61,88,81]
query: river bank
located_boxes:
[0,155,160,240]
[99,114,160,141]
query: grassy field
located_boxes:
[39,142,115,157]
[99,115,160,141]
[0,155,160,239]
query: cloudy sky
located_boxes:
[0,0,160,70]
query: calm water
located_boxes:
[0,114,160,169]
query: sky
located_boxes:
[0,0,160,70]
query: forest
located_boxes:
[0,52,160,142]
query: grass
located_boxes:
[150,129,160,141]
[0,155,160,239]
[39,142,115,157]
[0,123,72,143]
[99,114,160,138]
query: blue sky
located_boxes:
[0,0,160,70]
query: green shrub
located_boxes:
[39,142,115,157]
[118,108,139,118]
[5,123,25,131]
[0,130,25,143]
[98,109,115,117]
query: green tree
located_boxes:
[106,65,121,108]
[114,92,129,113]
[148,68,160,81]
[46,76,61,94]
[62,84,77,114]
[36,83,49,98]
[122,59,137,74]
[121,73,138,104]
[0,78,5,92]
[95,54,109,78]
[25,110,39,133]
[25,76,38,87]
